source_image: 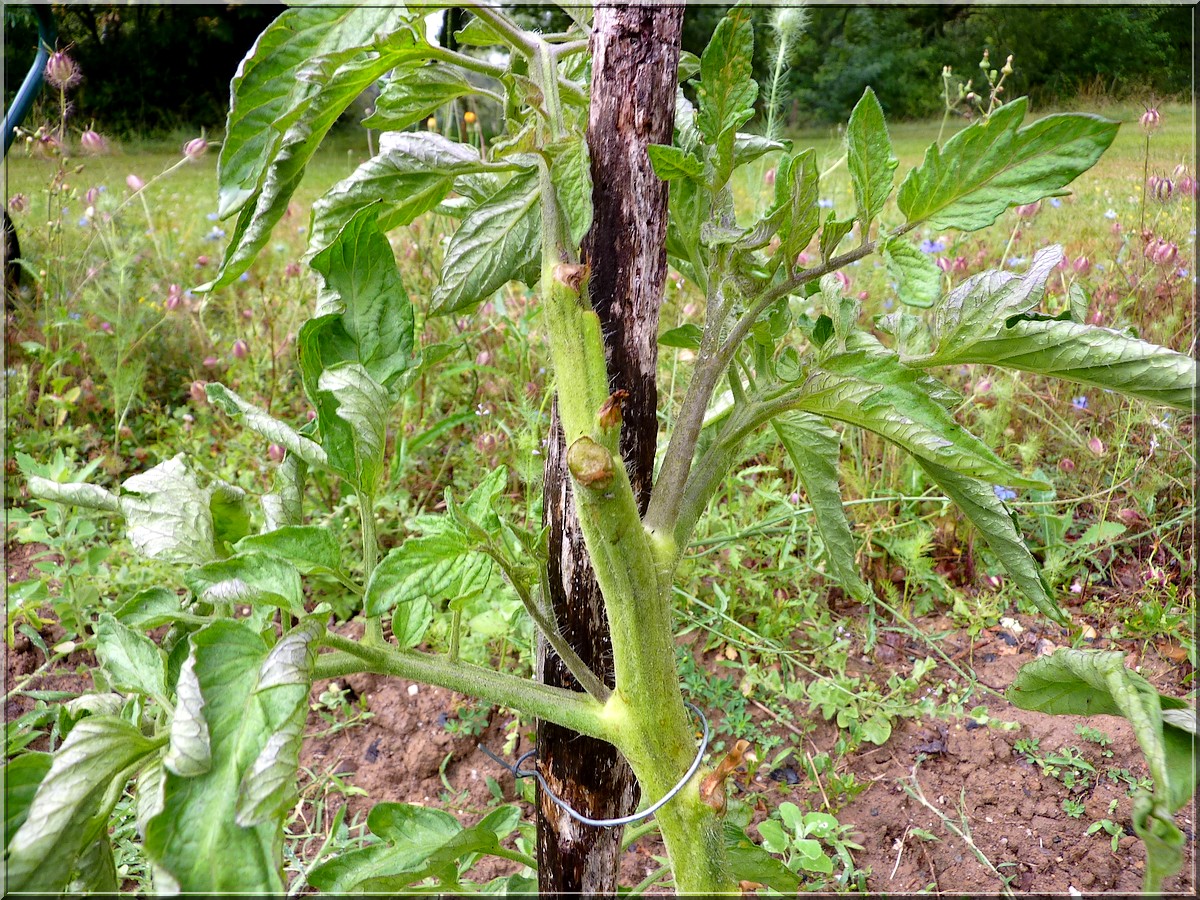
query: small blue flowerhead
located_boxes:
[1072,396,1088,411]
[818,198,834,209]
[993,486,1017,501]
[1049,197,1062,208]
[920,239,947,253]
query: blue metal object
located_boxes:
[3,4,57,155]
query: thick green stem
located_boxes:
[359,491,383,645]
[317,634,610,741]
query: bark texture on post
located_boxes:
[537,4,684,894]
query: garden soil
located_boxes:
[5,539,1195,894]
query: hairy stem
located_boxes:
[316,633,611,741]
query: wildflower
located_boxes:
[99,321,113,333]
[1103,208,1117,219]
[45,50,81,90]
[8,193,28,214]
[882,298,893,311]
[205,226,226,242]
[1152,177,1174,203]
[1071,396,1088,410]
[1013,202,1039,218]
[206,212,219,222]
[936,257,952,272]
[203,356,219,368]
[268,444,286,463]
[832,270,850,290]
[165,284,183,311]
[232,339,249,360]
[68,311,82,321]
[182,137,208,160]
[77,216,90,227]
[764,167,776,186]
[195,254,210,268]
[284,261,301,278]
[952,256,969,274]
[919,238,946,253]
[1087,436,1105,456]
[1048,197,1062,208]
[1058,457,1075,473]
[189,381,207,404]
[84,186,100,206]
[1150,240,1178,266]
[857,291,869,301]
[463,110,477,125]
[994,486,1017,501]
[426,116,438,130]
[1139,106,1161,133]
[1179,174,1197,196]
[818,198,834,209]
[126,173,146,192]
[79,129,108,155]
[1072,255,1091,275]
[238,272,250,282]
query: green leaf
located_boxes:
[1009,647,1195,890]
[163,649,210,778]
[68,831,118,892]
[307,802,463,892]
[206,383,329,469]
[897,98,1119,232]
[262,454,306,532]
[431,168,541,315]
[6,717,159,892]
[659,324,704,350]
[217,7,415,218]
[846,87,897,231]
[317,363,392,496]
[774,413,875,606]
[758,149,820,273]
[308,203,414,390]
[547,134,592,248]
[236,619,323,826]
[733,132,789,168]
[926,245,1060,354]
[724,823,801,894]
[363,63,475,132]
[391,597,435,650]
[308,133,517,261]
[931,318,1197,410]
[915,459,1064,625]
[235,525,342,574]
[206,20,430,289]
[145,620,315,892]
[696,7,758,188]
[364,531,469,617]
[209,481,252,548]
[185,553,305,618]
[647,144,704,181]
[819,216,854,263]
[882,236,941,309]
[24,477,118,512]
[113,588,184,630]
[95,613,168,699]
[795,334,1048,490]
[1078,521,1127,547]
[118,456,218,565]
[454,14,504,47]
[4,752,53,847]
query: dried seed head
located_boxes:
[45,50,81,90]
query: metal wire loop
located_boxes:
[478,702,709,829]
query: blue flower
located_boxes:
[994,486,1017,501]
[1006,256,1027,268]
[1049,197,1062,208]
[69,311,82,320]
[1104,209,1117,219]
[818,198,834,209]
[239,272,250,282]
[77,217,90,227]
[205,226,226,241]
[206,212,219,221]
[1072,396,1088,410]
[882,298,894,311]
[920,239,946,253]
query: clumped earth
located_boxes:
[5,540,1194,894]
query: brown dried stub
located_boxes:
[552,262,589,293]
[566,436,614,490]
[597,390,629,430]
[699,738,752,813]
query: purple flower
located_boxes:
[818,198,834,209]
[993,486,1017,501]
[1048,197,1062,208]
[1072,396,1088,410]
[45,51,82,90]
[919,239,946,253]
